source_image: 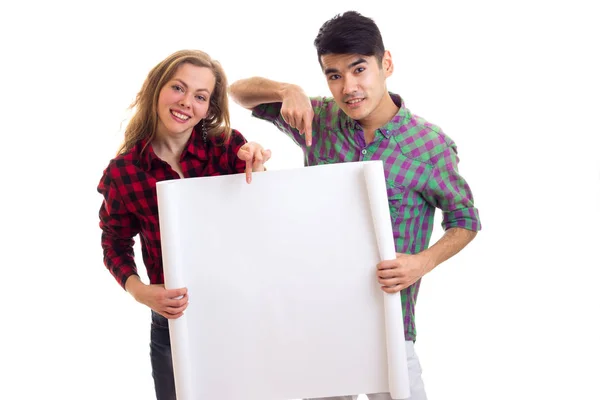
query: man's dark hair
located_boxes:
[314,11,385,67]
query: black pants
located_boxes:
[150,311,176,400]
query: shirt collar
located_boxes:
[379,93,410,138]
[343,92,409,139]
[181,128,209,162]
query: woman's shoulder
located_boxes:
[204,127,247,148]
[228,128,247,144]
[101,146,144,182]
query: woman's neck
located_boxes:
[151,129,192,160]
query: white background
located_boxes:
[1,0,599,399]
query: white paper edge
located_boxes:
[156,184,194,400]
[364,161,411,400]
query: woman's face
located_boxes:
[156,63,216,138]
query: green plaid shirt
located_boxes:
[252,93,481,341]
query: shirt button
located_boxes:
[361,149,367,155]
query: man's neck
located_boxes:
[359,92,399,143]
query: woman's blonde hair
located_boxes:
[118,49,231,154]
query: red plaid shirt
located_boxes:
[98,128,247,289]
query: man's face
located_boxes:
[320,52,393,122]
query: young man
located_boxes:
[229,11,481,400]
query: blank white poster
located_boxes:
[156,160,410,400]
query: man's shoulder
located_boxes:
[311,95,340,112]
[393,112,457,164]
[310,96,349,129]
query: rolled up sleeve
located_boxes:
[422,144,482,232]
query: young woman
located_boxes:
[97,49,270,400]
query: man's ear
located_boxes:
[382,50,394,77]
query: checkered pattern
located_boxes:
[97,128,247,289]
[252,93,481,341]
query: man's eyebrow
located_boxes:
[324,58,368,75]
[348,58,367,69]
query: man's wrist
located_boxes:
[416,252,437,275]
[280,83,301,101]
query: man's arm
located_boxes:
[377,142,481,293]
[419,227,477,272]
[229,77,315,145]
[228,77,294,109]
[377,227,477,294]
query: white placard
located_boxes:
[157,160,410,400]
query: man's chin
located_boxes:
[342,106,367,121]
